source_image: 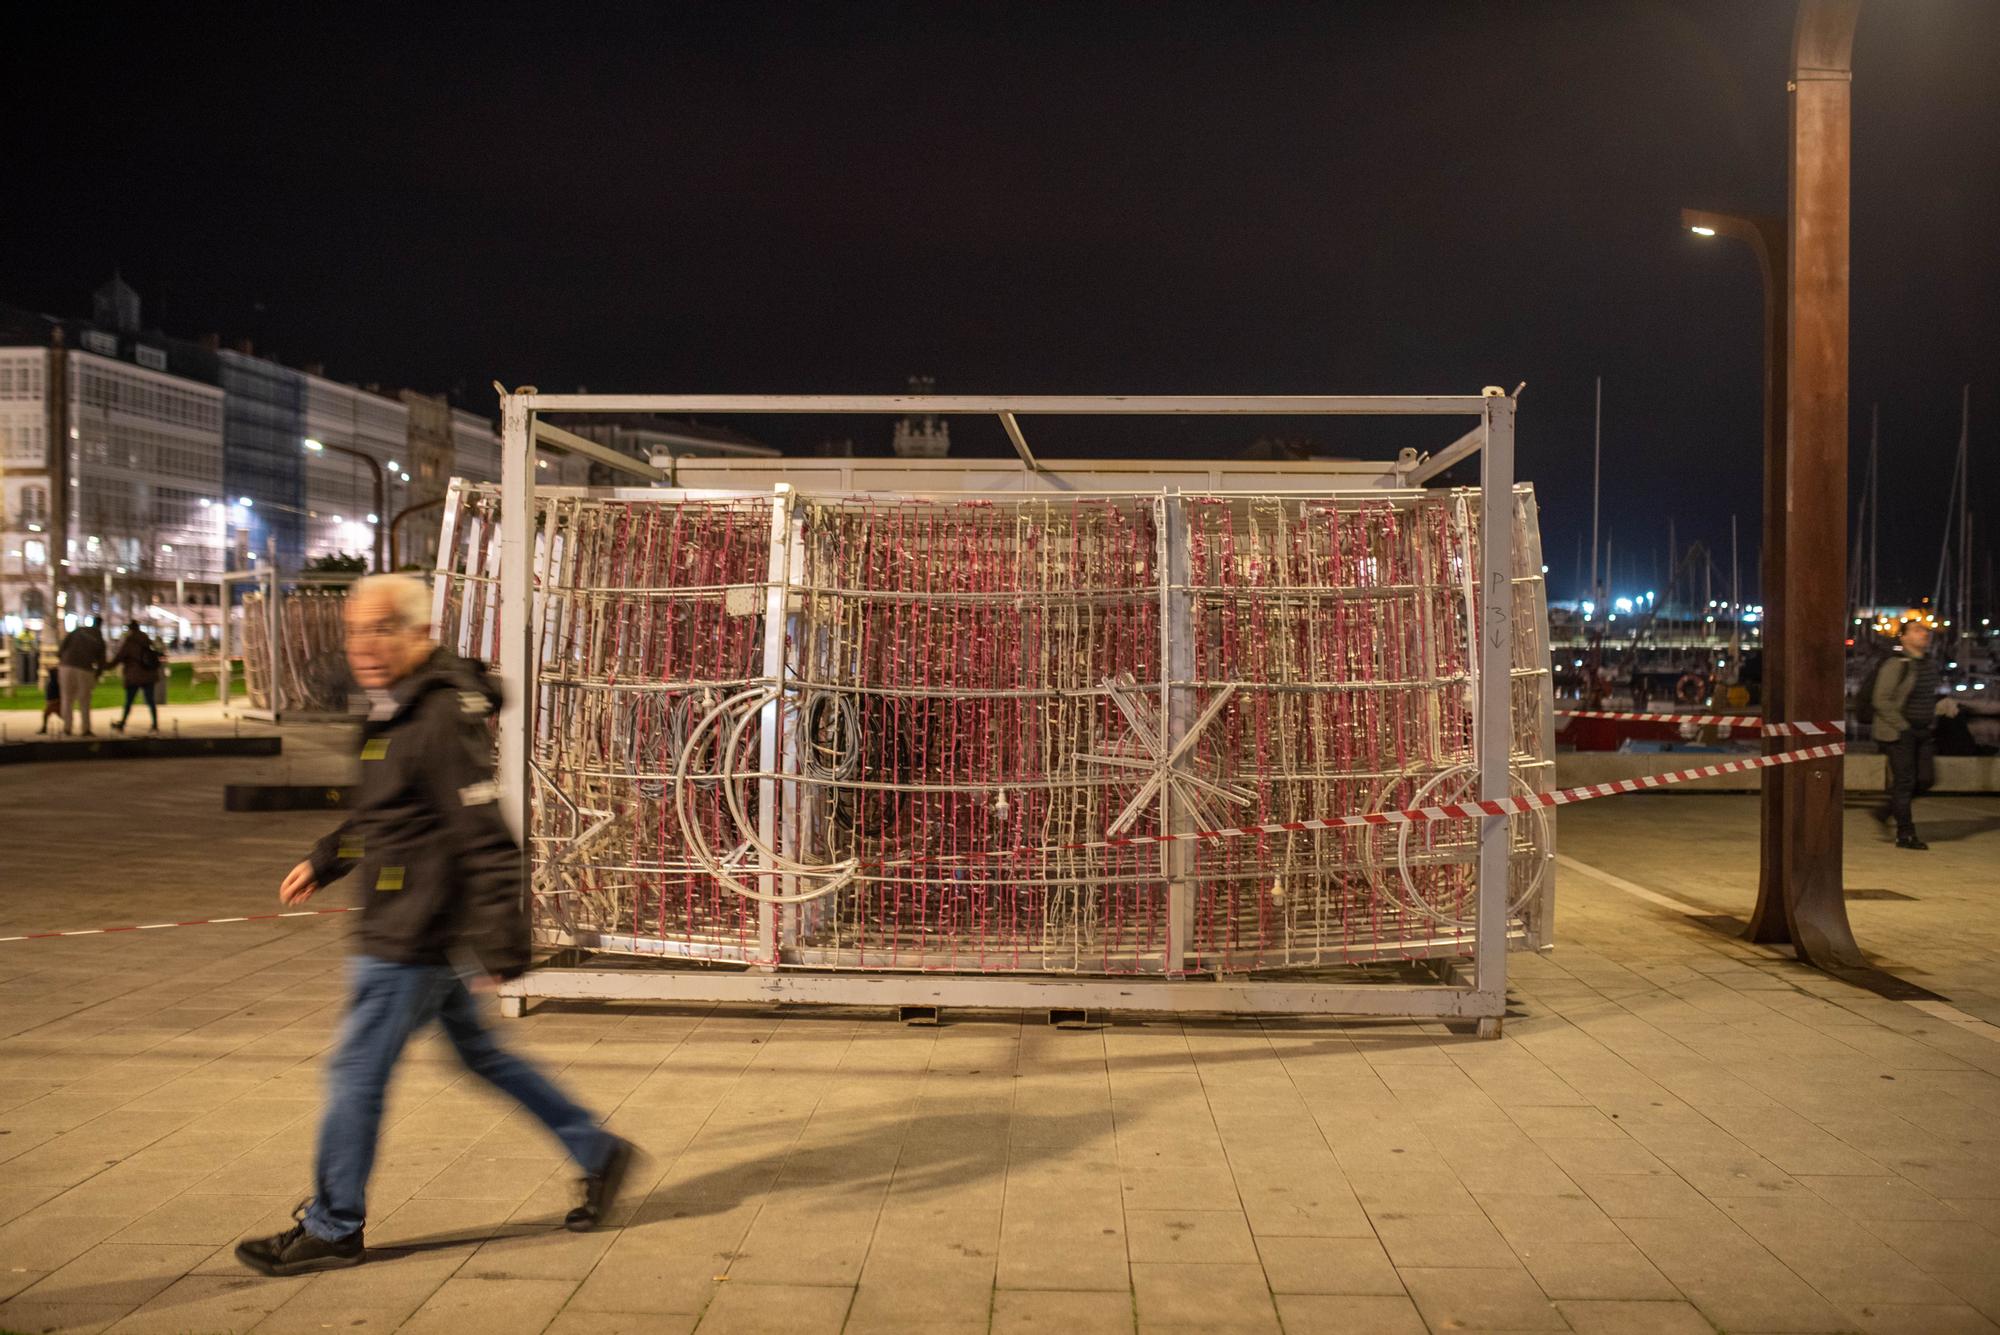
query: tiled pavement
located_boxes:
[3,752,1998,1334]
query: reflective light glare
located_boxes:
[366,513,379,524]
[239,497,253,506]
[304,438,323,451]
[1690,225,1718,236]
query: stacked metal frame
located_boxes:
[221,570,358,720]
[436,478,1554,986]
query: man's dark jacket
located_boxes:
[58,625,106,670]
[307,649,531,977]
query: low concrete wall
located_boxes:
[1554,751,2000,795]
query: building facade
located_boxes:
[302,376,409,566]
[3,282,757,649]
[2,317,229,643]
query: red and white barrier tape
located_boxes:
[1555,711,1844,738]
[856,739,1846,870]
[3,734,1847,941]
[0,905,357,944]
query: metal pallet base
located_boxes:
[494,965,1504,1034]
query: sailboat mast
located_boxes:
[1731,513,1741,678]
[1933,393,1965,619]
[1959,386,1972,654]
[1856,407,1872,611]
[1590,375,1602,609]
[1668,516,1677,605]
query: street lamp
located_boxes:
[303,437,386,572]
[1682,205,1795,950]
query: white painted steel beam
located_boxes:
[1474,395,1516,1032]
[998,412,1044,471]
[1404,426,1487,486]
[498,395,533,844]
[497,967,1506,1018]
[531,419,669,481]
[519,394,1495,417]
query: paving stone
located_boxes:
[0,1214,127,1273]
[1254,1234,1404,1295]
[18,1241,215,1310]
[101,1272,296,1333]
[1123,1209,1258,1263]
[991,1288,1134,1333]
[1129,1260,1276,1327]
[1370,1211,1519,1268]
[690,1281,852,1333]
[1398,1265,1567,1330]
[542,1312,699,1335]
[1271,1292,1427,1334]
[397,1275,577,1335]
[1511,1238,1680,1300]
[252,1301,415,1333]
[1571,1170,1721,1219]
[113,1191,297,1246]
[843,1262,993,1329]
[1797,1173,1966,1221]
[1555,1297,1719,1334]
[0,1296,131,1335]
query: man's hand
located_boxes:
[1938,698,1961,719]
[280,860,319,905]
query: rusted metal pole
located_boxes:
[1782,0,1864,967]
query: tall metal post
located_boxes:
[497,393,533,846]
[1782,0,1864,967]
[1475,395,1515,1033]
[1160,490,1194,976]
[755,484,794,967]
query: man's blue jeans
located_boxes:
[304,955,615,1242]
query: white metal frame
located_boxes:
[217,567,362,722]
[491,391,1519,1032]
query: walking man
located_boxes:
[1871,618,1943,850]
[236,574,632,1277]
[107,620,163,733]
[56,616,107,736]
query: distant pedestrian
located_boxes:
[107,621,163,733]
[1870,619,1944,850]
[37,664,61,735]
[56,617,107,736]
[1630,673,1651,714]
[235,574,632,1278]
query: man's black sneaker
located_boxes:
[1896,833,1930,851]
[235,1200,364,1276]
[565,1136,636,1232]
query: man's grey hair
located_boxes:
[352,574,434,634]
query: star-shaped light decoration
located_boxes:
[1078,674,1252,837]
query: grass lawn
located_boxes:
[0,660,224,711]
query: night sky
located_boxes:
[5,2,1995,604]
